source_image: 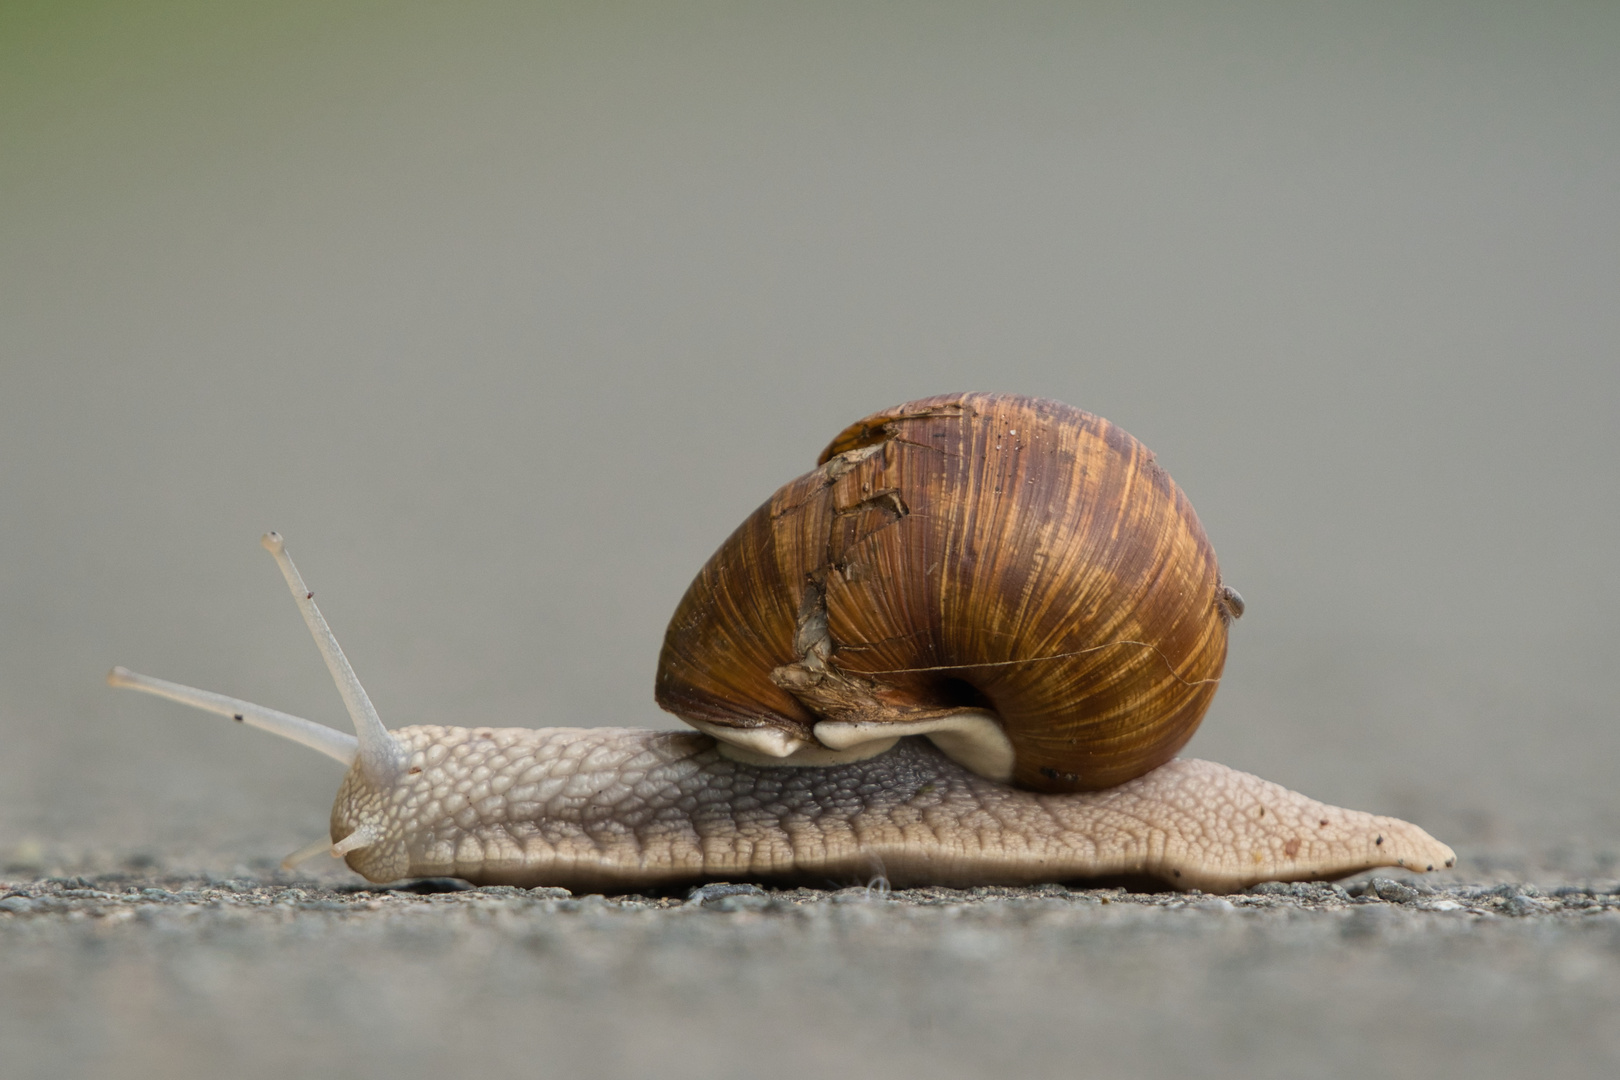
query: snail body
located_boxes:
[317,726,1444,893]
[108,396,1455,892]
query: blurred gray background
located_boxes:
[2,0,1617,871]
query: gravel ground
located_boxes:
[3,865,1617,1080]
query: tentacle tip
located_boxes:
[279,836,335,871]
[261,532,285,554]
[106,666,132,687]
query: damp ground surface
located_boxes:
[2,867,1616,1080]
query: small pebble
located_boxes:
[1506,895,1548,917]
[1369,879,1421,904]
[686,882,767,908]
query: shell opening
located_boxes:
[816,710,1015,783]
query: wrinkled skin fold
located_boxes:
[333,728,1455,894]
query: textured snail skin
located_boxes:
[332,726,1456,894]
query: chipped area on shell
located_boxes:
[331,727,1454,894]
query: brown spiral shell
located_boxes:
[654,392,1238,792]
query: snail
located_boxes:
[108,393,1454,893]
